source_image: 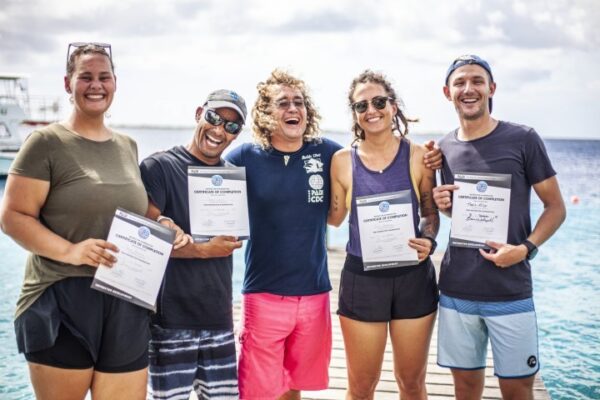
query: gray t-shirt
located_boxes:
[10,123,148,317]
[439,121,556,301]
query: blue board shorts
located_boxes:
[437,294,540,379]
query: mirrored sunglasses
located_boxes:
[204,109,243,135]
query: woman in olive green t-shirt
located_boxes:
[0,43,149,399]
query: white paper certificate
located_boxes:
[356,190,419,271]
[450,172,512,249]
[188,166,250,242]
[92,208,175,310]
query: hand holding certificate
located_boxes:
[188,166,250,242]
[92,208,175,310]
[450,172,511,249]
[356,190,419,271]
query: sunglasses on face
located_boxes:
[204,109,243,135]
[275,98,306,110]
[67,42,112,65]
[351,96,392,113]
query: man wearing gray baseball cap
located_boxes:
[433,55,566,400]
[140,89,247,399]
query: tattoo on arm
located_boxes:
[419,190,440,238]
[333,194,339,212]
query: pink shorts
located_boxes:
[238,292,332,399]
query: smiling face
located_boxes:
[351,82,397,137]
[64,53,116,119]
[444,64,496,121]
[189,106,241,165]
[269,84,308,151]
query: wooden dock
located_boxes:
[225,247,551,399]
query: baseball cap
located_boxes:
[445,55,494,112]
[204,89,247,123]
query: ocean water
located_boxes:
[0,127,598,399]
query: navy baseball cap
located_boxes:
[445,55,494,112]
[204,89,247,122]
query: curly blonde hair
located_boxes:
[252,69,321,149]
[348,70,418,144]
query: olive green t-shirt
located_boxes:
[10,123,148,318]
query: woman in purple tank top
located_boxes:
[328,70,440,399]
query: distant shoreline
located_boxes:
[107,123,599,141]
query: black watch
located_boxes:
[522,239,538,260]
[422,236,438,256]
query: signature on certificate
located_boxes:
[466,213,497,223]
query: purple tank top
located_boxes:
[346,137,421,257]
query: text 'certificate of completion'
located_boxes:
[188,166,249,242]
[92,208,175,311]
[356,190,419,271]
[450,172,511,249]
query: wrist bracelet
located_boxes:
[156,215,174,224]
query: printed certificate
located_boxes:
[356,190,419,271]
[92,208,175,311]
[450,172,511,249]
[188,166,250,241]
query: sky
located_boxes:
[1,0,599,138]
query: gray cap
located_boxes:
[204,89,247,122]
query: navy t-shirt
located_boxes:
[226,138,342,295]
[439,121,556,301]
[139,146,233,330]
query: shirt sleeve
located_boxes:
[224,144,244,166]
[10,130,52,181]
[139,156,167,211]
[523,128,556,185]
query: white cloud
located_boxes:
[2,0,599,138]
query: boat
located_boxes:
[0,74,59,177]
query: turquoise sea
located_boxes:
[0,128,598,399]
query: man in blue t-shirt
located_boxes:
[225,70,341,400]
[140,90,247,400]
[433,55,566,400]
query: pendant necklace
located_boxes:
[284,155,290,166]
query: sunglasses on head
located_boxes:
[351,96,392,113]
[204,109,243,135]
[67,42,112,65]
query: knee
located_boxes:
[347,374,379,400]
[395,370,426,396]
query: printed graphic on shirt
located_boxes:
[303,154,323,174]
[307,174,324,203]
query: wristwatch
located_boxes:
[422,236,438,256]
[522,239,538,260]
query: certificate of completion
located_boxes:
[188,166,250,242]
[92,208,175,311]
[450,172,511,249]
[356,190,419,271]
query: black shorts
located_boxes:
[337,254,439,322]
[16,277,150,373]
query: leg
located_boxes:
[238,293,295,399]
[147,326,198,400]
[91,368,147,400]
[339,316,387,400]
[498,375,535,400]
[451,369,485,400]
[389,311,436,400]
[278,389,301,400]
[284,293,332,396]
[28,363,93,400]
[194,329,238,399]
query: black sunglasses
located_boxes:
[351,96,392,113]
[204,109,243,135]
[67,42,112,66]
